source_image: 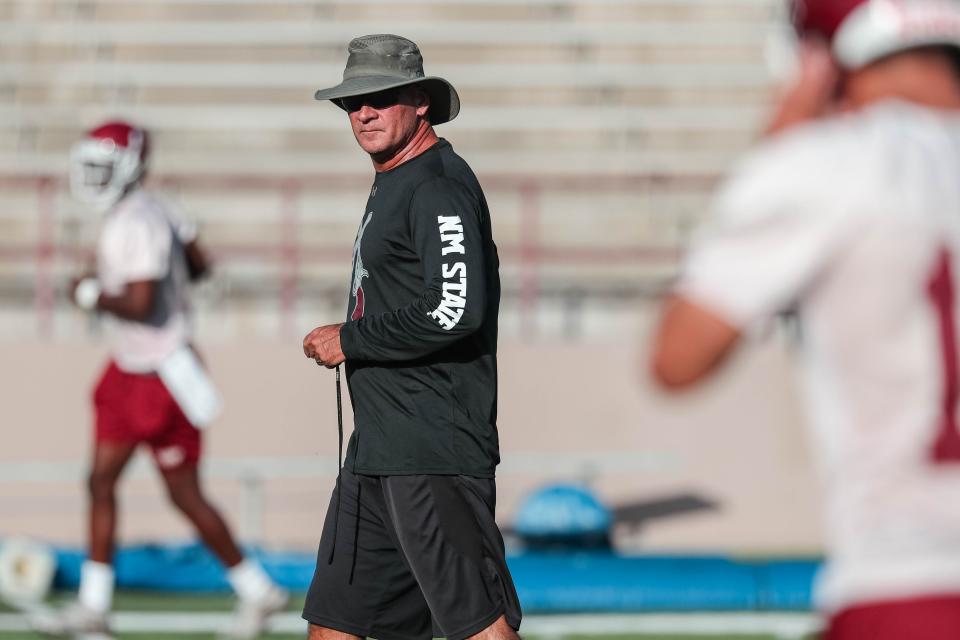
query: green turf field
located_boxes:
[0,592,813,640]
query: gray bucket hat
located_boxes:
[314,34,460,125]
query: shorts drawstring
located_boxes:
[327,364,360,585]
[328,365,343,565]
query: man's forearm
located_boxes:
[96,293,154,322]
[74,278,156,323]
[339,297,483,363]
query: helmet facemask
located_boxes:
[70,125,148,212]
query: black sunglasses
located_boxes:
[340,88,404,113]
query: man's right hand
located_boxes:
[303,323,346,369]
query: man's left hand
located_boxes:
[303,323,346,368]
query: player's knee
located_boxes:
[164,482,196,511]
[468,615,520,640]
[86,469,117,501]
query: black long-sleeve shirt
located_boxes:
[338,139,501,476]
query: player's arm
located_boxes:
[94,280,157,322]
[171,213,211,282]
[71,277,157,322]
[650,295,742,390]
[648,128,852,392]
[72,213,170,322]
[184,240,211,281]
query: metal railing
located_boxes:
[0,172,707,338]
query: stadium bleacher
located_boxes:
[0,0,779,339]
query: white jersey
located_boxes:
[96,189,196,373]
[678,100,960,613]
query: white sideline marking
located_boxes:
[0,611,821,638]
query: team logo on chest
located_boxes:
[351,212,373,321]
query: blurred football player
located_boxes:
[652,1,960,638]
[34,121,287,638]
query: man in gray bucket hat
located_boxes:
[302,34,522,640]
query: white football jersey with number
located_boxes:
[96,189,196,373]
[678,100,960,613]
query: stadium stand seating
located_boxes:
[0,0,779,338]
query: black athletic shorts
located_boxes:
[302,468,522,640]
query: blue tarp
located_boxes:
[52,543,820,612]
[514,485,612,538]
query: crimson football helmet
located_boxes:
[70,121,149,210]
[791,0,960,68]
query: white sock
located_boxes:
[226,558,275,602]
[78,560,114,614]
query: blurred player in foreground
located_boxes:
[302,34,521,640]
[652,1,960,638]
[34,121,287,638]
